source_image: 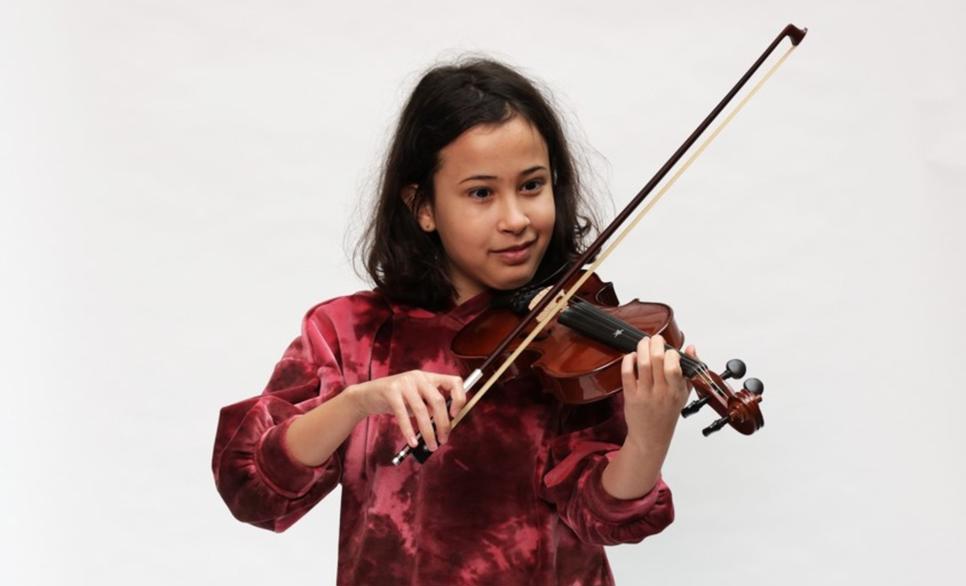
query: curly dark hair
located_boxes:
[357,57,600,311]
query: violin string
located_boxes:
[579,304,704,380]
[561,300,713,385]
[565,300,728,397]
[569,300,726,396]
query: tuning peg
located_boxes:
[702,414,731,437]
[743,377,764,395]
[720,359,747,380]
[681,396,710,418]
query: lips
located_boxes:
[492,240,536,253]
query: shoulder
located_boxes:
[290,291,394,376]
[302,290,393,336]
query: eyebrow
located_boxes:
[459,165,548,184]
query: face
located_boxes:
[416,115,556,305]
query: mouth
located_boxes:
[491,239,537,265]
[492,240,536,254]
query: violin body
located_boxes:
[451,271,763,435]
[452,273,683,403]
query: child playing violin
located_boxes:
[212,57,696,585]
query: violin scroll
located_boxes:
[684,360,765,437]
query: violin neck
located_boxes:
[558,300,703,377]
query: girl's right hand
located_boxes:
[345,370,466,451]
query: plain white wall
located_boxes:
[2,1,964,584]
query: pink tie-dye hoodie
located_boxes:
[212,289,674,585]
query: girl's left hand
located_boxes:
[620,335,697,452]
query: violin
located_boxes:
[452,270,764,432]
[392,23,807,466]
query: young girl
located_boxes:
[212,58,695,585]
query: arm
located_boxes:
[285,389,366,467]
[540,335,690,545]
[212,296,465,533]
[211,303,351,532]
[539,396,675,547]
[600,437,670,500]
[601,334,694,498]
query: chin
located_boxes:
[491,265,540,290]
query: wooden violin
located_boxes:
[452,270,764,433]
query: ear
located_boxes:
[402,184,436,232]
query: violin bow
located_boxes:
[393,23,807,466]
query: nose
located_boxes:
[496,194,531,234]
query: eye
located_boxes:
[468,187,492,199]
[521,178,546,193]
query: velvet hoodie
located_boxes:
[212,290,674,585]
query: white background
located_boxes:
[2,1,964,584]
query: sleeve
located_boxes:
[538,394,675,546]
[211,303,348,533]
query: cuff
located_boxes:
[582,452,670,524]
[255,417,331,499]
